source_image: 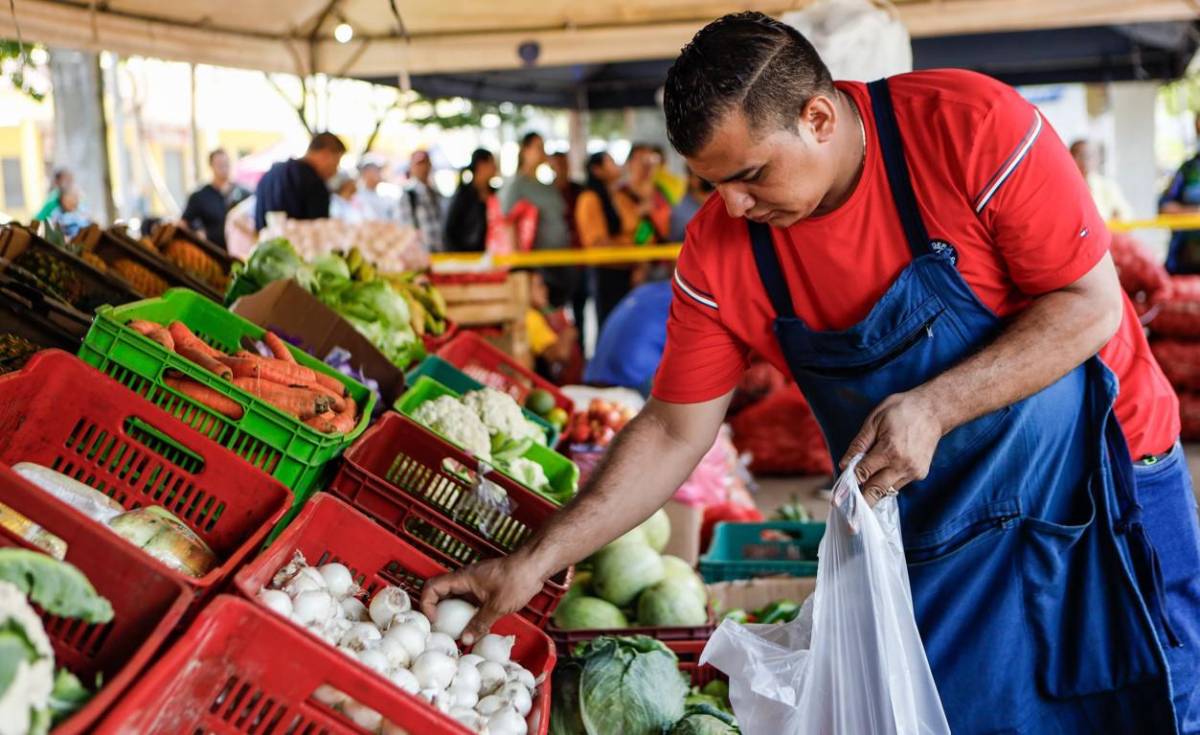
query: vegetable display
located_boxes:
[163,239,228,292]
[233,239,447,370]
[126,318,360,433]
[258,551,539,734]
[0,549,113,735]
[554,510,710,630]
[720,599,802,626]
[410,386,572,502]
[550,635,690,735]
[566,399,635,448]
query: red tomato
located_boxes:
[595,426,616,447]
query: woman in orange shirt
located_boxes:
[576,150,671,328]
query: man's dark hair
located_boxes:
[520,132,543,149]
[307,132,347,154]
[208,148,227,165]
[664,12,835,157]
[52,168,70,185]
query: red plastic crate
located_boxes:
[329,412,571,627]
[421,318,459,354]
[0,350,292,605]
[94,595,458,734]
[437,331,574,415]
[232,494,557,735]
[670,639,724,688]
[0,461,193,734]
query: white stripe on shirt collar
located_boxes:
[673,269,719,309]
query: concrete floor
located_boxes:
[753,443,1200,522]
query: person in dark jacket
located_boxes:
[443,148,497,251]
[254,132,346,231]
[180,149,249,249]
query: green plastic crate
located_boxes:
[77,288,376,515]
[396,374,578,504]
[699,521,826,583]
[405,355,559,445]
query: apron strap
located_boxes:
[867,79,933,259]
[747,220,797,318]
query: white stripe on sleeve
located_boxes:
[974,111,1043,213]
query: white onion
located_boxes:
[452,660,481,692]
[339,621,382,650]
[258,589,292,617]
[433,689,455,714]
[503,682,533,717]
[389,667,420,695]
[318,563,355,599]
[369,587,412,629]
[377,632,412,668]
[285,566,327,597]
[342,699,382,731]
[459,653,485,668]
[412,650,457,690]
[312,684,346,707]
[474,634,514,664]
[488,705,528,735]
[505,662,536,690]
[476,693,506,716]
[341,597,369,622]
[384,622,427,661]
[433,598,478,641]
[292,590,334,626]
[449,684,479,709]
[477,661,507,695]
[418,688,438,703]
[449,707,484,730]
[425,632,459,658]
[358,647,390,675]
[336,644,357,659]
[394,610,431,636]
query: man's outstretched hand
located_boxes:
[420,555,548,645]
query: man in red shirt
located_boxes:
[424,14,1200,732]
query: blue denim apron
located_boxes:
[747,79,1178,733]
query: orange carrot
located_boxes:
[165,376,244,419]
[309,382,348,413]
[232,377,332,419]
[304,412,338,433]
[221,355,317,387]
[329,395,358,433]
[127,319,175,350]
[313,371,347,397]
[176,344,233,380]
[167,322,223,358]
[263,331,296,363]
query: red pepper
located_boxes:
[701,501,765,552]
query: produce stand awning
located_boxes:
[0,0,1196,78]
[399,22,1200,109]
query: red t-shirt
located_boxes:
[654,69,1179,459]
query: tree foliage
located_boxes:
[0,39,47,101]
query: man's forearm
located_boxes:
[916,269,1121,436]
[515,401,721,579]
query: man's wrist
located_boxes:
[909,383,958,438]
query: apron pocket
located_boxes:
[906,520,1035,733]
[1023,471,1157,698]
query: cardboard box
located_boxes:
[662,499,704,566]
[231,279,407,405]
[706,576,817,616]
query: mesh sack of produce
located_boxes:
[1149,340,1200,391]
[1110,234,1169,299]
[1147,275,1200,338]
[1179,392,1200,441]
[730,384,832,476]
[728,360,790,417]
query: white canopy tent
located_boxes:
[1,0,1196,77]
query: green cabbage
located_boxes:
[591,541,664,607]
[638,509,671,553]
[636,578,708,627]
[552,596,628,630]
[670,704,740,734]
[242,238,313,291]
[660,555,707,607]
[551,635,687,735]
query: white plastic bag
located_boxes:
[782,0,913,82]
[700,457,950,735]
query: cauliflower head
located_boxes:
[0,580,54,735]
[504,457,551,495]
[462,389,546,446]
[412,395,493,460]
